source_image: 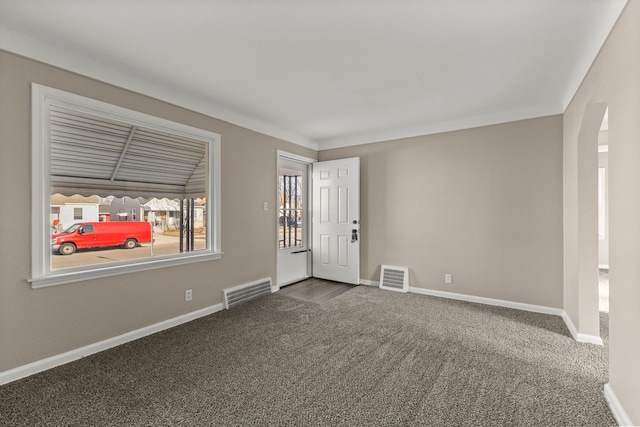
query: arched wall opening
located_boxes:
[572,101,608,343]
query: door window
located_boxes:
[278,166,304,249]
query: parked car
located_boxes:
[51,221,152,255]
[278,215,300,227]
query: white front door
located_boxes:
[312,157,360,284]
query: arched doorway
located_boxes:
[573,101,608,343]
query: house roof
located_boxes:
[50,194,101,206]
[0,1,628,150]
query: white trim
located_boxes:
[211,134,222,256]
[560,311,604,346]
[413,286,605,344]
[410,286,602,344]
[409,286,564,316]
[30,252,222,288]
[599,264,610,269]
[0,303,224,386]
[561,310,579,340]
[318,107,560,150]
[576,332,604,346]
[366,283,603,345]
[604,384,634,426]
[276,151,315,287]
[30,84,223,288]
[276,150,317,164]
[33,84,220,141]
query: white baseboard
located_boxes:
[0,302,224,386]
[3,280,605,385]
[408,286,564,316]
[362,282,604,346]
[560,310,604,346]
[604,383,634,426]
[561,310,579,339]
[408,286,604,345]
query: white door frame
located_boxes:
[276,150,315,288]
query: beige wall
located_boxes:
[0,50,316,372]
[564,1,640,423]
[320,115,564,308]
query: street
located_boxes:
[51,233,206,270]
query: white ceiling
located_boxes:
[0,1,627,150]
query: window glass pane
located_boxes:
[47,107,210,268]
[51,195,209,269]
[278,168,303,249]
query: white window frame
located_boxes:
[30,84,222,288]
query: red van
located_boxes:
[51,221,152,255]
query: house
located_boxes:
[50,194,100,232]
[0,2,638,425]
[143,198,205,233]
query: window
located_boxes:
[31,84,221,288]
[278,167,304,249]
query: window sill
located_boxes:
[30,251,222,289]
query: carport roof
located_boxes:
[50,105,208,199]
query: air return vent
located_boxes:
[379,265,409,293]
[224,278,273,309]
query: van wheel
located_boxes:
[124,238,137,249]
[59,243,76,255]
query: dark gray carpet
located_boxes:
[0,286,614,426]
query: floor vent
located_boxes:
[224,278,273,309]
[379,265,409,293]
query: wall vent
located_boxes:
[223,278,273,309]
[379,265,409,293]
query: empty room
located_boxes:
[0,1,639,425]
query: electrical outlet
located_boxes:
[445,274,452,284]
[185,289,192,301]
[263,202,268,211]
